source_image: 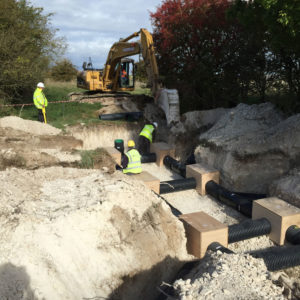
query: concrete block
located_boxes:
[132,171,160,194]
[186,163,219,196]
[179,211,228,259]
[104,147,121,166]
[150,142,175,166]
[252,197,300,245]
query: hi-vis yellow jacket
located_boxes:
[139,124,155,142]
[123,149,142,174]
[33,88,48,109]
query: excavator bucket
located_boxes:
[156,89,180,125]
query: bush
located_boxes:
[49,59,78,82]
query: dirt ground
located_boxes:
[0,115,299,300]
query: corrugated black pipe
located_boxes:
[99,111,143,121]
[228,218,272,243]
[205,181,267,217]
[250,245,300,271]
[207,242,234,254]
[234,191,267,201]
[163,155,186,177]
[205,180,252,217]
[208,242,300,271]
[141,153,157,163]
[286,225,300,245]
[160,178,197,194]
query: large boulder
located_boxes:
[194,103,300,193]
[169,108,229,160]
[269,169,300,208]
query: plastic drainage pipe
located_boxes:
[99,111,143,121]
[208,242,300,271]
[159,178,197,194]
[250,245,300,271]
[205,180,266,217]
[163,155,186,177]
[228,220,300,245]
[286,225,300,245]
[228,218,272,243]
[141,153,157,163]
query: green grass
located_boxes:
[130,81,152,96]
[77,148,109,169]
[4,79,153,128]
[129,87,152,96]
[18,80,103,129]
[20,102,102,129]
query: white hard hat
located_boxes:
[153,122,158,128]
[37,82,45,88]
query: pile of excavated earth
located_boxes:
[0,101,299,300]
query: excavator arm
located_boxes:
[139,28,160,97]
[102,28,160,96]
[77,28,180,124]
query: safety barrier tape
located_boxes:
[0,99,78,107]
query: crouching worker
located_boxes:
[122,140,142,175]
[138,122,157,155]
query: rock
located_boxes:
[194,103,300,193]
[269,169,300,208]
[171,252,285,299]
[169,108,229,160]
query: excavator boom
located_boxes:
[77,28,180,125]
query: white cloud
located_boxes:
[29,0,162,68]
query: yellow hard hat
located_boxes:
[128,140,135,147]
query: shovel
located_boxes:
[42,107,47,124]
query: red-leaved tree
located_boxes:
[150,0,265,111]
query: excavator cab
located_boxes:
[119,58,134,89]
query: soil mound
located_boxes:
[0,116,61,135]
[0,167,189,299]
[170,251,284,299]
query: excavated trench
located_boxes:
[1,114,299,299]
[64,121,300,299]
[66,122,140,150]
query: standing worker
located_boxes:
[138,122,158,155]
[33,82,48,123]
[122,140,142,174]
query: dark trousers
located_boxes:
[38,109,45,123]
[138,135,150,155]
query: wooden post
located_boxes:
[150,142,175,166]
[252,197,300,245]
[186,164,219,196]
[179,211,228,258]
[132,171,160,194]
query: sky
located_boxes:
[29,0,163,70]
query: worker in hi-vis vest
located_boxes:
[122,140,142,174]
[33,82,48,123]
[137,122,158,155]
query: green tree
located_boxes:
[49,59,78,81]
[135,60,148,82]
[0,0,65,104]
[230,0,300,110]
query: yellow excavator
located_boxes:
[76,28,180,125]
[77,28,160,97]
